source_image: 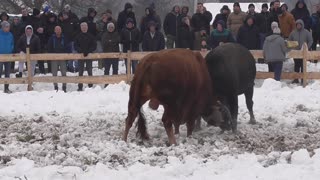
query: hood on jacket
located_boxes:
[266,34,281,42]
[87,8,97,17]
[244,15,255,26]
[217,20,226,29]
[0,12,9,21]
[295,0,307,10]
[145,7,154,16]
[296,19,305,30]
[171,5,180,14]
[124,3,133,11]
[181,6,189,14]
[25,25,33,34]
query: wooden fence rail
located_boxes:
[0,43,319,89]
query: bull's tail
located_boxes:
[136,109,149,140]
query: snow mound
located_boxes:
[261,78,282,90]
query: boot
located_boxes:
[104,84,109,88]
[88,84,93,88]
[15,72,22,78]
[54,86,58,91]
[77,84,83,91]
[4,84,12,94]
[62,86,67,93]
[292,79,299,84]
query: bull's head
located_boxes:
[203,102,233,131]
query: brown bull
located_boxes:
[122,49,226,145]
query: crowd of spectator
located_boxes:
[0,0,319,93]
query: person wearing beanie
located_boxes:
[291,0,311,31]
[227,2,247,39]
[247,4,257,17]
[120,17,141,74]
[263,26,290,81]
[209,20,234,49]
[278,4,296,38]
[212,5,230,29]
[79,7,97,37]
[117,3,137,32]
[100,22,120,87]
[0,21,14,93]
[237,15,260,50]
[256,2,271,48]
[140,4,162,37]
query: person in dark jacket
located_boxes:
[212,5,230,29]
[46,13,58,41]
[180,6,191,20]
[163,5,180,49]
[291,0,311,31]
[140,7,161,37]
[0,12,9,26]
[191,3,212,35]
[256,3,272,49]
[176,17,193,49]
[269,0,282,25]
[209,20,234,49]
[117,3,136,32]
[311,5,320,52]
[120,18,141,74]
[0,21,14,93]
[247,3,259,19]
[101,22,120,87]
[47,26,71,92]
[59,4,79,23]
[142,21,165,51]
[237,15,260,50]
[10,16,23,72]
[79,8,97,37]
[74,22,97,91]
[16,25,41,78]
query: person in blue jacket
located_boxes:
[0,21,14,93]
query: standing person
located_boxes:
[180,6,191,20]
[212,5,230,29]
[120,18,141,74]
[163,5,180,49]
[79,8,97,37]
[291,0,311,31]
[16,25,41,78]
[209,20,234,49]
[0,21,14,93]
[278,4,296,39]
[191,3,212,40]
[176,17,193,49]
[256,3,271,49]
[10,16,23,72]
[101,22,120,88]
[247,4,259,18]
[311,5,320,52]
[263,27,290,81]
[0,12,9,26]
[74,22,97,91]
[237,15,260,50]
[117,3,136,32]
[288,20,313,84]
[269,0,282,24]
[47,26,70,92]
[140,6,161,37]
[227,2,247,40]
[142,21,165,51]
[59,4,79,23]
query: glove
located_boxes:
[83,52,89,57]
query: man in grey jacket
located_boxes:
[263,27,290,81]
[288,19,313,84]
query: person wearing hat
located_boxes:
[227,2,247,39]
[237,15,260,50]
[212,5,230,29]
[263,27,290,81]
[278,4,296,39]
[291,0,311,31]
[142,21,165,52]
[79,8,98,37]
[117,3,137,32]
[59,4,79,23]
[120,18,141,74]
[0,12,9,26]
[209,20,234,49]
[140,5,162,37]
[247,3,258,18]
[0,21,14,93]
[256,3,271,49]
[101,22,120,88]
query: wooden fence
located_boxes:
[0,43,319,90]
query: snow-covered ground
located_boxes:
[0,60,320,179]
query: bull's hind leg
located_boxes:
[123,107,139,142]
[228,95,238,133]
[244,86,256,124]
[162,106,177,145]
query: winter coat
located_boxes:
[74,32,97,54]
[142,31,165,51]
[263,34,289,62]
[117,3,137,32]
[269,8,281,24]
[209,21,234,49]
[58,17,79,41]
[237,18,260,50]
[278,12,296,38]
[0,29,14,54]
[140,8,162,36]
[176,23,193,49]
[180,6,191,20]
[31,15,47,49]
[288,20,313,50]
[163,11,180,36]
[291,0,311,31]
[16,27,41,54]
[47,34,71,53]
[311,12,320,35]
[101,31,120,52]
[191,11,213,33]
[45,14,58,41]
[10,22,24,48]
[227,11,247,37]
[120,27,141,52]
[58,10,79,23]
[79,8,97,37]
[212,13,228,29]
[256,11,272,34]
[96,18,117,40]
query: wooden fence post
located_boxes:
[302,43,308,88]
[127,50,131,83]
[26,47,33,91]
